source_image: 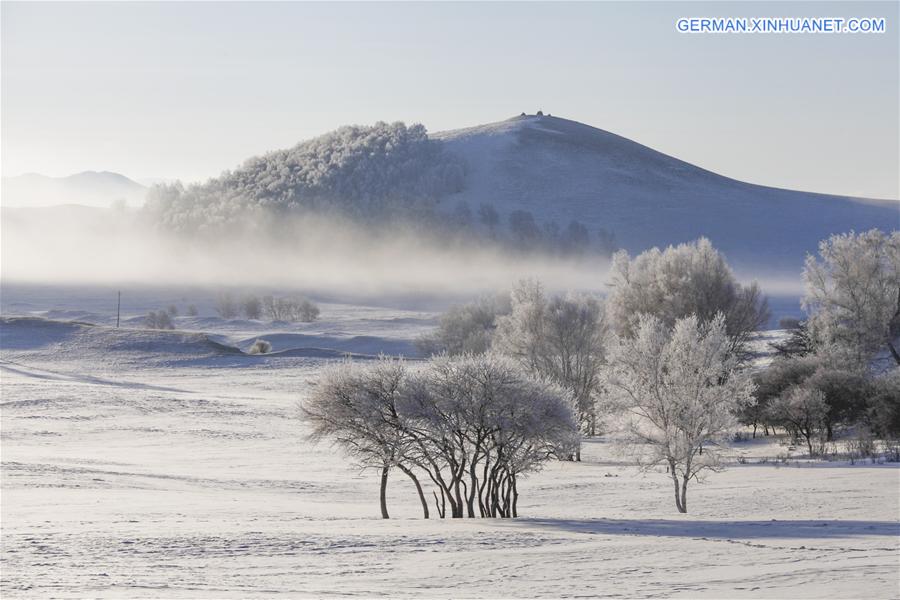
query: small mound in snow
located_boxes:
[236,332,418,357]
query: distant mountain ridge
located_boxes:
[2,171,147,207]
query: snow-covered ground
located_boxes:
[1,305,898,598]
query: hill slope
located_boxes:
[434,114,898,272]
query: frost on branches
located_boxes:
[606,313,754,513]
[803,229,900,367]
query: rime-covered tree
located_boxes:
[146,121,466,234]
[145,311,175,330]
[607,238,769,358]
[606,314,754,513]
[242,295,262,320]
[494,281,609,455]
[400,354,577,518]
[416,294,511,357]
[302,359,427,519]
[767,386,828,457]
[216,292,238,319]
[803,229,900,366]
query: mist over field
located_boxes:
[2,207,616,296]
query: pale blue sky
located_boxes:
[2,1,898,199]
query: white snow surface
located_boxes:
[1,311,899,598]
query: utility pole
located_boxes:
[116,291,121,328]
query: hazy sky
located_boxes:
[2,1,898,199]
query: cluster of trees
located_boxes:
[146,122,466,234]
[443,202,618,257]
[216,292,320,322]
[739,230,900,455]
[303,355,577,519]
[410,239,765,511]
[307,231,898,515]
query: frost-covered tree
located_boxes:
[304,354,575,520]
[494,281,609,454]
[767,386,828,457]
[297,299,320,322]
[606,313,754,513]
[216,292,238,319]
[145,310,175,330]
[803,229,900,366]
[261,295,319,322]
[302,359,426,519]
[146,121,466,234]
[186,304,199,317]
[401,354,577,518]
[242,295,262,320]
[607,238,769,358]
[415,294,511,357]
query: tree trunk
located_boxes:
[433,488,446,518]
[379,466,390,519]
[669,459,685,513]
[398,464,428,519]
[511,476,519,518]
[680,475,689,514]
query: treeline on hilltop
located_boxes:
[146,121,465,232]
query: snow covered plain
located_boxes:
[2,300,899,598]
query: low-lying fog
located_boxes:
[0,204,805,322]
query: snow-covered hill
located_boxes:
[434,114,898,272]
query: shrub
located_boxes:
[145,311,175,330]
[248,339,273,354]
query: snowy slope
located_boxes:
[434,114,898,272]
